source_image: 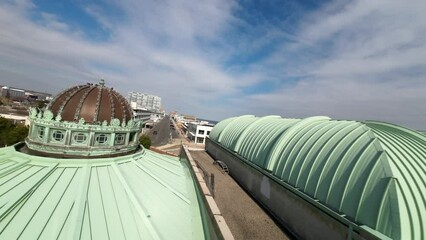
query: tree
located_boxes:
[37,100,48,109]
[8,124,28,145]
[139,134,151,149]
[0,117,29,147]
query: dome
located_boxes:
[48,79,132,124]
[25,80,142,158]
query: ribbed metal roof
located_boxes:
[209,115,426,240]
[0,145,206,239]
[48,80,132,124]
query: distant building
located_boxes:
[1,86,25,101]
[25,90,53,101]
[133,109,163,132]
[181,114,196,121]
[0,86,52,102]
[133,109,155,123]
[187,122,214,144]
[127,92,162,112]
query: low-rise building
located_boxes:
[133,109,154,123]
[25,90,53,101]
[187,122,214,144]
[1,86,25,101]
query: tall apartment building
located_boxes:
[127,92,162,112]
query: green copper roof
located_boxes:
[0,144,206,239]
[209,115,426,240]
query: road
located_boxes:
[145,116,179,147]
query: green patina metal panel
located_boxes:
[0,145,207,240]
[216,115,256,149]
[209,115,426,240]
[208,117,236,141]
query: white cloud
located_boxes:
[237,0,426,129]
[0,0,425,129]
[0,0,241,119]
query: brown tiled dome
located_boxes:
[48,80,132,124]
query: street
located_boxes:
[145,116,179,146]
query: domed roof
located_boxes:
[48,80,132,124]
[25,80,142,158]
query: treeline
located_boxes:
[0,117,28,147]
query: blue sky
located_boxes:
[0,0,425,129]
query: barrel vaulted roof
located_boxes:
[209,115,426,240]
[0,145,206,240]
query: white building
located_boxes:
[127,92,162,112]
[187,122,214,144]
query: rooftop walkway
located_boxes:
[189,150,291,240]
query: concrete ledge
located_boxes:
[200,183,212,196]
[214,215,234,239]
[182,146,234,240]
[205,195,221,215]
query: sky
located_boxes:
[0,0,425,130]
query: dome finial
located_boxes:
[99,79,105,87]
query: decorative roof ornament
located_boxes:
[111,118,120,127]
[127,119,134,128]
[55,113,62,122]
[78,118,85,125]
[30,107,38,119]
[43,110,53,120]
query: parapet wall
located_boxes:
[205,138,379,240]
[179,145,234,240]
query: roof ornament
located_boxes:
[111,118,120,127]
[99,79,105,87]
[30,107,38,119]
[55,113,62,122]
[78,118,85,125]
[43,110,54,120]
